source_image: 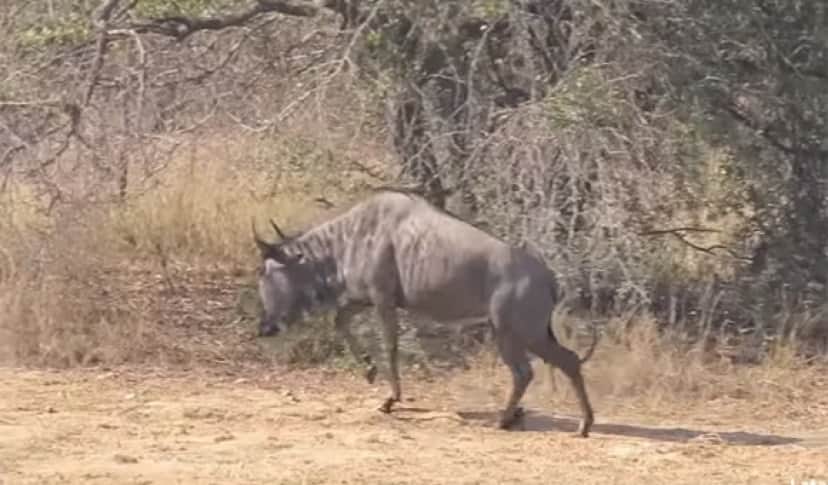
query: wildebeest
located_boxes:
[252,189,597,436]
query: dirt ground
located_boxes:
[1,364,827,485]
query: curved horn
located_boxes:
[269,218,287,240]
[251,218,272,255]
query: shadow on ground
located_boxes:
[441,409,803,446]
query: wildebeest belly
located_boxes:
[399,280,489,323]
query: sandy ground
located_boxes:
[1,364,827,485]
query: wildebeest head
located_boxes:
[252,219,311,337]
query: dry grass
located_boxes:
[0,127,824,414]
[536,308,826,416]
[109,131,386,267]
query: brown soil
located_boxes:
[1,364,827,485]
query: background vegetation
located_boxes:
[1,1,826,399]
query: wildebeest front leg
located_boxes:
[333,305,378,384]
[377,304,401,413]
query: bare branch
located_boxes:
[0,99,63,108]
[640,228,752,262]
[84,0,123,106]
[637,227,721,236]
[314,197,335,208]
[0,145,24,173]
[722,100,828,159]
[95,0,122,22]
[347,157,386,181]
[130,0,333,39]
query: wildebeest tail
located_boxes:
[578,322,598,364]
[546,271,559,345]
[547,320,559,344]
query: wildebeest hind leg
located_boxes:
[495,330,533,429]
[334,305,378,383]
[532,341,595,438]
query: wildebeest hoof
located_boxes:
[497,407,524,429]
[379,397,398,414]
[364,365,378,384]
[497,417,516,429]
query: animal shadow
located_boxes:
[455,409,802,446]
[385,406,469,424]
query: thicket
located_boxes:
[1,0,827,371]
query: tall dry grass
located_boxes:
[109,132,386,267]
[0,129,389,368]
[522,307,826,414]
